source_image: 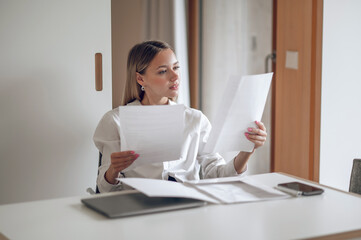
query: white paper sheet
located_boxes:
[203,73,273,153]
[184,175,247,184]
[118,175,289,204]
[189,177,289,204]
[118,178,219,203]
[118,104,185,171]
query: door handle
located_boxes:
[265,51,276,73]
[95,53,102,91]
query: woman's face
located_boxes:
[137,49,180,104]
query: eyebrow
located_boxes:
[156,61,179,69]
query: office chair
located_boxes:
[349,158,361,195]
[95,152,102,193]
[86,152,102,195]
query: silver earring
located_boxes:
[141,86,145,91]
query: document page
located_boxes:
[118,175,289,204]
[118,178,219,203]
[118,104,185,171]
[188,177,289,204]
[204,73,273,153]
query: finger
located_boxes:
[112,158,135,169]
[246,133,266,142]
[112,159,134,168]
[114,153,139,161]
[255,121,266,132]
[111,151,137,158]
[111,154,139,164]
[115,154,139,164]
[247,128,267,137]
[113,159,136,172]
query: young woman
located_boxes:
[93,40,267,192]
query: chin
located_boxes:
[168,92,179,98]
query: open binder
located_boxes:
[118,174,289,204]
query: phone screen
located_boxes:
[278,182,324,196]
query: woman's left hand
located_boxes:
[245,121,267,150]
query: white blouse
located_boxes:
[93,100,244,193]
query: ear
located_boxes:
[136,72,145,87]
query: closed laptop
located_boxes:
[81,191,206,218]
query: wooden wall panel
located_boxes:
[310,0,323,182]
[111,0,145,109]
[188,0,200,109]
[273,0,322,180]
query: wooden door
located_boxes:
[272,0,322,181]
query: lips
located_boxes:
[169,83,179,90]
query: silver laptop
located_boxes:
[81,192,206,218]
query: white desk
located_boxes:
[1,173,361,240]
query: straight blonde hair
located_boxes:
[121,40,176,106]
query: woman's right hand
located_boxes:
[105,151,139,184]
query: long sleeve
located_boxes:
[92,101,246,193]
[93,109,123,192]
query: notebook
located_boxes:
[81,192,206,218]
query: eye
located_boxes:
[158,70,167,74]
[174,66,180,71]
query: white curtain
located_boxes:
[201,0,273,174]
[142,0,190,107]
[202,0,248,121]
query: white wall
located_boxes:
[320,0,361,190]
[201,0,273,174]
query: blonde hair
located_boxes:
[121,40,176,106]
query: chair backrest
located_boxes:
[349,158,361,195]
[95,152,102,194]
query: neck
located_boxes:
[141,94,169,105]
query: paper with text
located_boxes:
[188,177,289,204]
[119,104,185,171]
[118,175,289,204]
[118,178,219,203]
[203,73,273,153]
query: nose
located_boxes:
[170,69,179,82]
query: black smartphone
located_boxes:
[277,182,324,196]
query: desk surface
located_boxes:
[1,173,361,240]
